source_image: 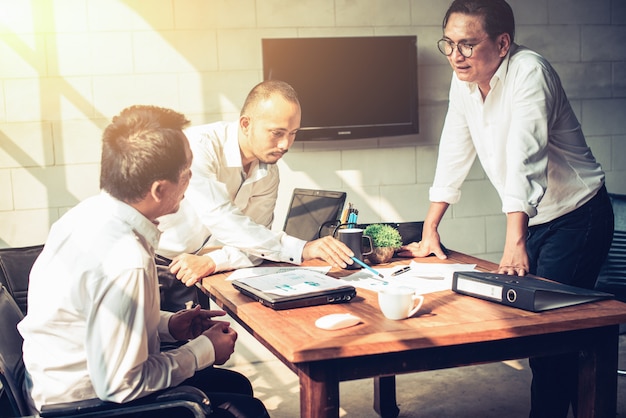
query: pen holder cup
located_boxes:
[334,228,373,270]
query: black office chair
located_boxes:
[321,220,426,244]
[595,193,626,301]
[594,193,626,376]
[0,244,43,316]
[0,284,213,418]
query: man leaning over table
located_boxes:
[398,1,614,417]
[156,80,354,309]
[18,105,269,418]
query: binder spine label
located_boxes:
[456,277,503,301]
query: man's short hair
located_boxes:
[240,80,300,117]
[100,105,190,203]
[443,0,515,43]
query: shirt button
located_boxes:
[289,257,294,262]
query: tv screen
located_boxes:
[262,36,418,141]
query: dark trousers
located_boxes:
[526,185,614,418]
[182,368,269,418]
[141,367,269,418]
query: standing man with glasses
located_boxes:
[398,0,614,416]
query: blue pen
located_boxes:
[350,256,387,283]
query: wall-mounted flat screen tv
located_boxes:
[262,36,418,141]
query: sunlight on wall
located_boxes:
[1,0,623,261]
[0,0,230,246]
[0,1,39,34]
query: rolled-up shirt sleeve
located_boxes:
[430,77,477,204]
[208,233,306,272]
[500,64,553,217]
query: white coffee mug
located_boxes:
[378,287,424,320]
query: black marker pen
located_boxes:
[391,266,411,276]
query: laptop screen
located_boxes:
[282,188,347,241]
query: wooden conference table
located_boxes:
[201,251,626,418]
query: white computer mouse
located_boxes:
[315,313,362,330]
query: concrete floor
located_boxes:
[221,315,626,418]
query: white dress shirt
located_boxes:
[157,121,306,271]
[430,44,605,226]
[18,193,215,411]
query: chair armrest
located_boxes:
[155,385,211,409]
[40,385,212,417]
[40,397,109,416]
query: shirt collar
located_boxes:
[492,42,517,88]
[101,192,161,250]
[461,42,518,96]
[224,121,244,168]
[224,121,269,177]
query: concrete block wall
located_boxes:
[1,0,624,263]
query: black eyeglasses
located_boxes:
[437,37,488,58]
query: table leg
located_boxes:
[373,376,400,418]
[298,363,340,418]
[577,325,619,417]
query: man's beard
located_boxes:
[259,150,287,164]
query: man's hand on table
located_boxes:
[169,253,217,287]
[397,237,447,260]
[302,235,354,269]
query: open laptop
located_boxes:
[282,188,347,241]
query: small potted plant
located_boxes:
[363,224,403,264]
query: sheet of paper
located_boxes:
[234,269,348,296]
[340,261,479,294]
[227,265,331,281]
